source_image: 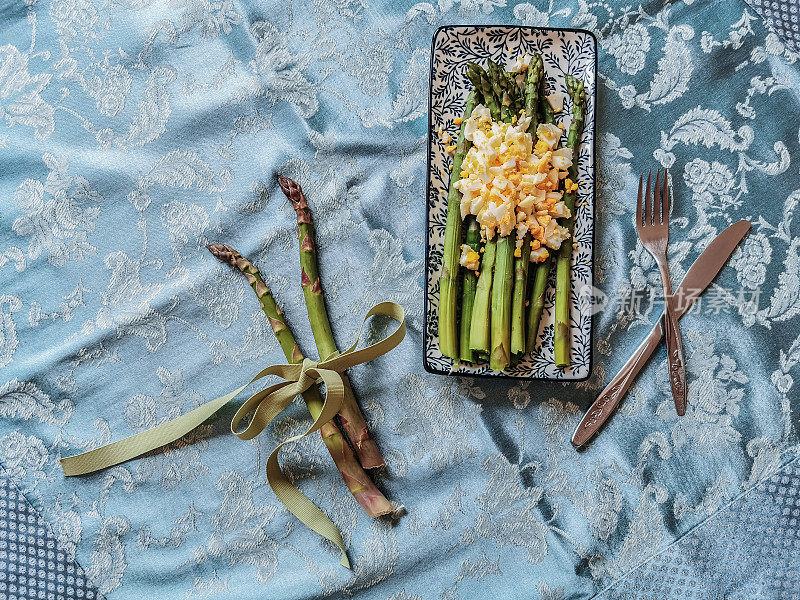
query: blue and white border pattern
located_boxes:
[425,26,596,381]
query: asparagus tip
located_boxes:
[276,175,295,194]
[207,242,237,263]
[206,242,228,253]
[278,175,310,215]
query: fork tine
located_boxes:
[644,171,652,226]
[654,170,661,224]
[637,173,643,227]
[662,169,669,225]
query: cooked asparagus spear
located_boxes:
[459,217,481,363]
[487,61,511,123]
[490,234,514,371]
[504,69,524,117]
[526,67,557,353]
[437,89,480,360]
[554,74,587,368]
[524,54,543,134]
[510,234,532,355]
[488,64,524,371]
[206,243,392,517]
[469,238,496,353]
[466,62,500,121]
[278,176,386,469]
[510,54,544,356]
[526,255,551,352]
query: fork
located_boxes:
[636,170,687,416]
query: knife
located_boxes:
[571,219,752,448]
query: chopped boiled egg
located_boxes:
[530,247,550,262]
[546,92,564,113]
[459,244,481,271]
[453,103,574,260]
[508,53,532,73]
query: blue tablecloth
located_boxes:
[2,0,800,598]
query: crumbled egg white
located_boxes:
[530,247,550,262]
[509,55,533,86]
[508,53,532,72]
[459,244,481,271]
[546,92,564,113]
[453,104,573,262]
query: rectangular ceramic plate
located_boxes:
[423,25,597,381]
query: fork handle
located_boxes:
[663,294,687,415]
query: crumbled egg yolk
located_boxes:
[453,104,574,262]
[459,244,481,271]
[530,247,549,262]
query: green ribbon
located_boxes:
[60,301,406,569]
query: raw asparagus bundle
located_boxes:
[207,243,392,517]
[278,176,386,469]
[554,75,586,368]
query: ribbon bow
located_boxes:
[60,302,406,568]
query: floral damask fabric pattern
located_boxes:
[1,0,800,598]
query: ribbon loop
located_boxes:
[319,302,406,373]
[59,301,406,570]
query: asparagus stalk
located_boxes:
[539,76,557,125]
[487,61,511,123]
[510,55,544,356]
[554,75,587,368]
[526,256,551,352]
[278,177,387,469]
[469,238,496,353]
[490,234,514,371]
[437,89,480,360]
[459,217,481,363]
[510,234,531,355]
[206,244,392,517]
[504,69,524,118]
[526,64,557,353]
[466,63,501,122]
[487,65,523,371]
[524,54,543,135]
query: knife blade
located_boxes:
[571,219,752,448]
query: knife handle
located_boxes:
[663,295,687,416]
[571,319,664,447]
